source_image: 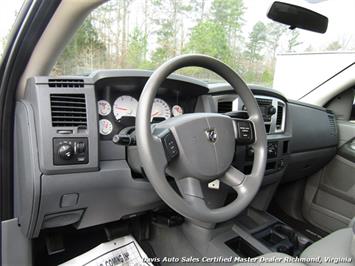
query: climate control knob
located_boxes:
[58,144,74,160]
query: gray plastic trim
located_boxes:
[33,160,162,237]
[14,101,42,237]
[288,102,337,153]
[90,69,208,88]
[24,77,99,174]
[1,219,32,266]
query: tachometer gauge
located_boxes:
[97,100,111,116]
[99,119,113,135]
[113,95,138,120]
[151,98,171,120]
[172,105,184,117]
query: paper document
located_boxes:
[60,235,153,266]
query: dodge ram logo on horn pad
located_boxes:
[205,129,217,143]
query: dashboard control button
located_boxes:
[268,106,276,115]
[76,142,86,153]
[53,138,89,165]
[58,144,74,160]
[267,142,278,158]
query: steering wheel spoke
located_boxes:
[176,177,210,211]
[220,165,246,187]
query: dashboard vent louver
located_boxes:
[50,94,87,127]
[276,103,284,130]
[218,101,232,113]
[48,79,84,88]
[256,98,272,106]
[328,114,336,136]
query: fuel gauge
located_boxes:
[97,100,111,116]
[172,105,184,117]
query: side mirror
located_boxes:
[267,1,328,33]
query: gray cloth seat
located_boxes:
[236,227,355,265]
[301,227,354,266]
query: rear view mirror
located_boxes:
[267,1,328,33]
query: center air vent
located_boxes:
[48,79,84,88]
[50,94,87,127]
[256,98,272,106]
[276,103,284,130]
[218,101,232,113]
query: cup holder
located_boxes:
[253,223,312,257]
[262,230,285,245]
[225,237,262,258]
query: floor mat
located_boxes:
[60,235,153,266]
[268,203,328,242]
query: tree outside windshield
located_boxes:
[52,0,355,95]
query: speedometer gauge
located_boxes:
[99,119,113,135]
[151,98,171,120]
[113,95,138,120]
[97,100,111,116]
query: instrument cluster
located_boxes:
[97,95,184,136]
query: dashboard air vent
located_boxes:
[328,114,336,136]
[256,98,272,106]
[50,94,87,127]
[48,79,84,88]
[276,103,284,130]
[218,101,232,113]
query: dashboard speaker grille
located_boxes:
[218,101,232,113]
[50,94,87,127]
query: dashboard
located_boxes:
[13,69,338,239]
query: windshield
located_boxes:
[52,0,355,100]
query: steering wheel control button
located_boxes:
[53,137,89,165]
[236,120,255,144]
[162,131,179,162]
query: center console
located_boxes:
[226,208,313,258]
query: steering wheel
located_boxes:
[136,54,267,223]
